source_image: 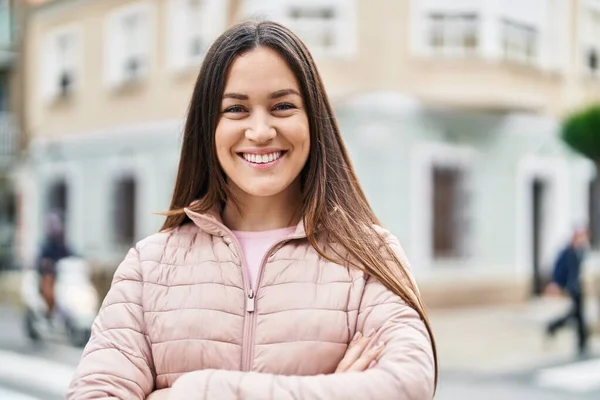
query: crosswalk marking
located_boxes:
[0,350,75,397]
[535,358,600,393]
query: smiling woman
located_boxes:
[216,47,310,211]
[67,20,437,400]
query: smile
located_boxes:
[239,151,286,165]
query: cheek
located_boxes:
[286,118,310,156]
[297,125,311,161]
[214,122,238,163]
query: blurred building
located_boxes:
[0,0,23,270]
[14,0,600,306]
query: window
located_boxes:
[432,166,470,259]
[0,71,7,111]
[587,48,598,74]
[41,26,79,102]
[167,0,227,71]
[583,8,600,77]
[589,179,600,249]
[113,177,136,246]
[105,3,151,88]
[501,19,538,65]
[47,180,68,223]
[426,13,478,56]
[287,6,337,51]
[187,0,205,59]
[0,0,10,49]
[0,71,13,160]
[243,0,357,57]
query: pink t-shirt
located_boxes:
[232,226,296,290]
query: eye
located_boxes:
[273,103,296,111]
[224,105,247,113]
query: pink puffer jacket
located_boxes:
[67,207,435,400]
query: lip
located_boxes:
[236,148,287,155]
[237,149,287,169]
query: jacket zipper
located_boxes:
[240,236,303,371]
[184,210,305,372]
[223,233,256,371]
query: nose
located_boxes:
[245,110,275,143]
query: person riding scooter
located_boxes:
[37,212,72,319]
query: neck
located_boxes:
[222,181,302,232]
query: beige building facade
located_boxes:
[16,0,600,306]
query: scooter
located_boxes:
[21,256,99,347]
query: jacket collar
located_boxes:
[183,203,307,240]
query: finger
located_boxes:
[347,341,385,372]
[362,328,380,350]
[349,341,385,372]
[335,330,376,372]
[336,332,369,372]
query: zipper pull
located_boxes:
[247,290,255,313]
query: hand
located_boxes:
[335,329,385,373]
[147,388,172,400]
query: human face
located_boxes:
[215,46,310,200]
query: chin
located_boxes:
[232,178,292,198]
[242,186,286,198]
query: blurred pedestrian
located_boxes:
[37,211,72,318]
[67,21,437,400]
[545,227,590,355]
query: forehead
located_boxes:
[223,47,300,93]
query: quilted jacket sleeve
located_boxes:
[168,235,435,400]
[67,247,155,399]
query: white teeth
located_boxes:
[242,151,282,164]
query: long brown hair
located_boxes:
[161,20,438,387]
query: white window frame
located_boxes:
[577,160,598,247]
[581,1,600,79]
[410,142,476,269]
[411,0,555,69]
[242,0,357,58]
[40,24,82,103]
[410,0,483,58]
[104,1,153,89]
[0,0,10,49]
[39,160,85,253]
[500,18,539,66]
[105,153,159,244]
[106,157,142,250]
[425,12,480,57]
[166,0,229,72]
[514,154,570,278]
[538,0,569,73]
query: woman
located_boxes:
[68,20,437,400]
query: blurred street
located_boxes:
[2,302,600,399]
[0,305,80,400]
[433,298,600,399]
[2,0,600,398]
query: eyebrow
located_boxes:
[222,89,301,101]
[270,89,301,99]
[222,92,248,100]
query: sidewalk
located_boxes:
[0,270,21,306]
[0,349,74,398]
[431,296,600,375]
